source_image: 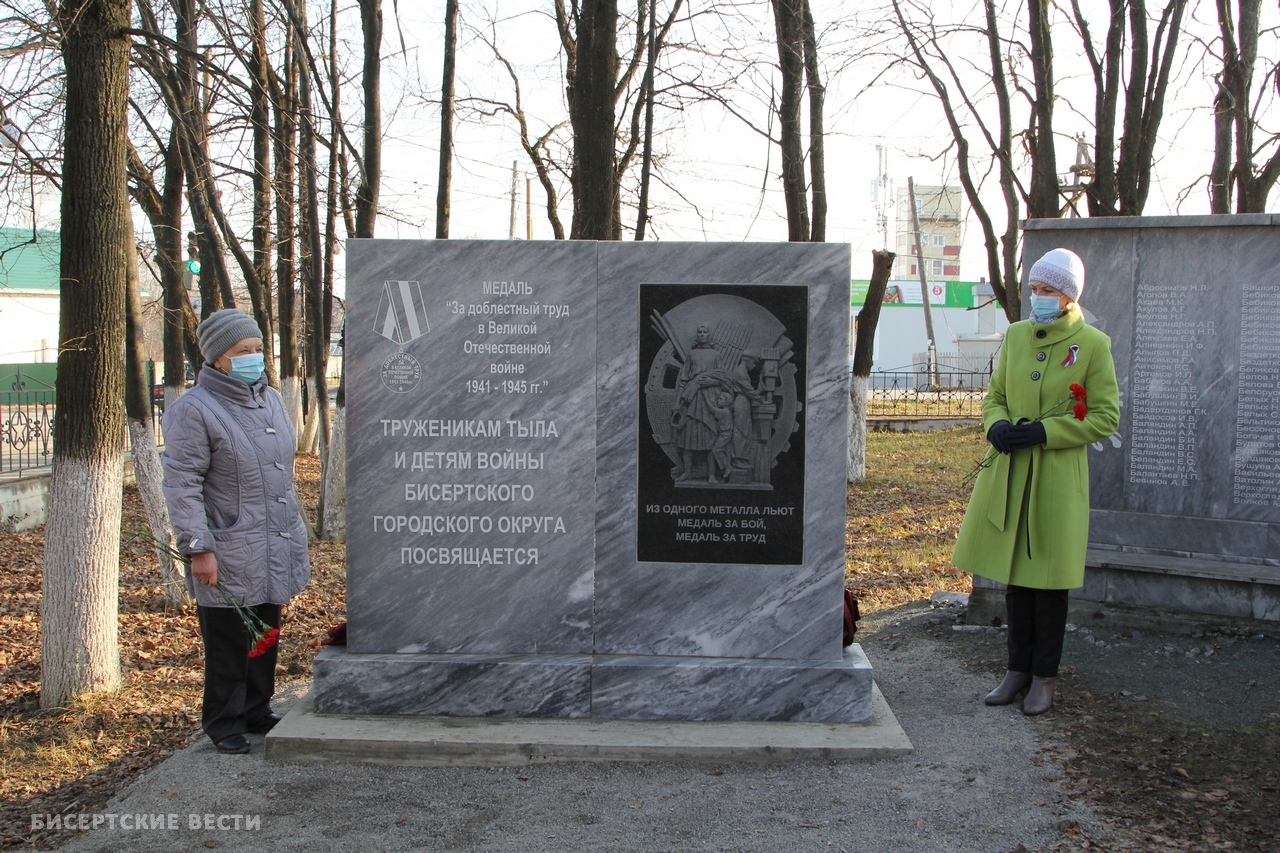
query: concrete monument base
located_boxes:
[267,682,909,767]
[313,645,874,723]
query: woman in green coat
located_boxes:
[952,248,1120,715]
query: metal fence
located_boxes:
[865,362,994,420]
[1,370,166,477]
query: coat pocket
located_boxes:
[210,528,267,604]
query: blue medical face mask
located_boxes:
[1029,293,1063,323]
[228,352,265,384]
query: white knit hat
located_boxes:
[1028,248,1085,301]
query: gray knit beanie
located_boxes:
[1028,248,1085,301]
[197,308,263,363]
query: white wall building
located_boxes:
[0,228,60,365]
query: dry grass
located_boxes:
[845,425,987,611]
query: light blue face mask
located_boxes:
[228,352,265,384]
[1029,293,1062,323]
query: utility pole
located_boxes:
[907,177,939,390]
[508,161,518,238]
[526,177,533,240]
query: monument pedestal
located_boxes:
[314,645,874,723]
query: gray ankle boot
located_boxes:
[984,670,1031,705]
[1021,676,1057,715]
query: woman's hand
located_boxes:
[189,551,218,587]
[987,420,1014,454]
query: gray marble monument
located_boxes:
[313,240,872,721]
[973,215,1280,624]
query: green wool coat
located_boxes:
[952,305,1120,590]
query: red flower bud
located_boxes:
[1073,402,1088,420]
[1069,383,1086,401]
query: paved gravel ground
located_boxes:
[51,598,1275,853]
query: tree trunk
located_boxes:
[173,0,230,318]
[1026,0,1059,218]
[1211,0,1279,213]
[800,0,825,242]
[275,35,304,440]
[320,324,347,542]
[324,0,384,540]
[435,0,454,239]
[295,0,330,468]
[125,253,187,608]
[848,250,894,483]
[635,0,657,240]
[568,0,619,240]
[155,128,195,406]
[356,0,382,239]
[249,0,275,382]
[772,0,810,241]
[43,0,133,708]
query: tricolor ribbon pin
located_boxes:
[1061,344,1079,367]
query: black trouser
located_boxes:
[1005,586,1070,678]
[196,603,281,743]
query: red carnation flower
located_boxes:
[1073,402,1088,420]
[1069,383,1086,401]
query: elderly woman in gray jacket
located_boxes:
[162,308,310,755]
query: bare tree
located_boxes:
[468,23,570,240]
[1209,0,1280,212]
[1070,0,1189,215]
[800,0,825,240]
[563,0,620,240]
[848,250,893,482]
[1025,0,1059,218]
[124,246,186,607]
[42,0,134,708]
[886,0,1023,321]
[274,28,304,440]
[436,0,455,238]
[293,0,330,466]
[771,0,809,241]
[357,0,382,238]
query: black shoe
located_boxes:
[213,734,251,754]
[246,712,282,734]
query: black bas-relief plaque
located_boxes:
[636,284,807,565]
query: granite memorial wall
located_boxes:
[991,215,1280,622]
[314,240,872,720]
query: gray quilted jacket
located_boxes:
[161,366,311,607]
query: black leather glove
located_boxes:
[987,420,1014,454]
[1005,421,1047,450]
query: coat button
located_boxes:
[1031,371,1041,381]
[1036,329,1047,339]
[1036,352,1046,361]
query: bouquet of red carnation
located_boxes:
[1069,383,1088,420]
[214,581,280,658]
[130,529,280,657]
[962,383,1089,486]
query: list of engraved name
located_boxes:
[1232,282,1280,506]
[1128,281,1212,487]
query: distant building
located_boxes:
[850,279,1007,375]
[0,227,60,364]
[894,184,962,282]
